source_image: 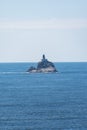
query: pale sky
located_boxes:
[0,0,87,62]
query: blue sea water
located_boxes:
[0,62,87,130]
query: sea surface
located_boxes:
[0,62,87,130]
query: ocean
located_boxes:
[0,62,87,130]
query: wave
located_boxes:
[0,71,87,75]
[0,72,28,75]
[0,71,59,75]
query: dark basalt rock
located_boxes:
[27,55,57,73]
[27,66,37,72]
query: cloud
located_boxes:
[0,19,87,30]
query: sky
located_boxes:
[0,0,87,62]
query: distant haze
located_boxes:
[0,0,87,62]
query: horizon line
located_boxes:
[0,61,87,63]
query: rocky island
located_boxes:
[27,55,57,73]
